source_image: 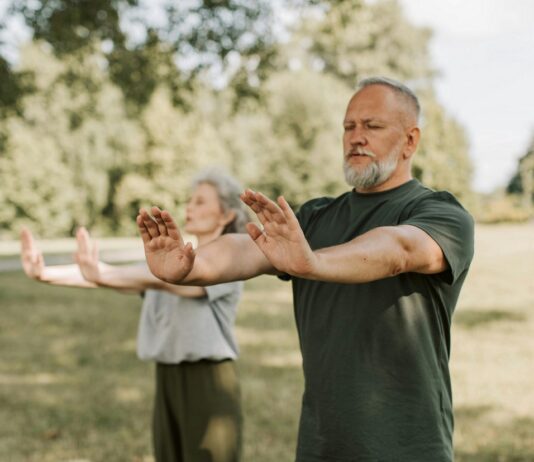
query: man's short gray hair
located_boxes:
[357,76,420,123]
[191,168,250,234]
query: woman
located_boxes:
[20,170,249,462]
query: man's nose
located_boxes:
[349,127,367,146]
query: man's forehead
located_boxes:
[344,85,411,121]
[344,100,394,121]
[348,85,397,107]
[343,112,390,122]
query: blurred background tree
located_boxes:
[414,90,473,200]
[3,0,282,111]
[507,134,534,207]
[298,0,434,87]
[1,0,506,238]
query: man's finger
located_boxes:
[246,222,264,242]
[140,208,160,238]
[245,202,270,229]
[183,241,196,260]
[240,189,256,205]
[151,206,169,237]
[259,205,275,223]
[256,192,283,215]
[160,210,184,243]
[252,191,287,225]
[240,191,274,226]
[277,196,300,229]
[241,196,263,214]
[240,190,265,214]
[136,212,152,245]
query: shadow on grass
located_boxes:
[0,379,153,462]
[454,308,527,329]
[455,404,534,462]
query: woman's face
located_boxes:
[184,183,231,238]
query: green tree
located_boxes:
[0,55,34,119]
[414,92,473,199]
[113,85,235,231]
[294,0,434,89]
[0,117,76,238]
[217,69,352,206]
[3,0,286,110]
[507,133,534,209]
[0,42,144,237]
[284,0,473,198]
[0,0,477,238]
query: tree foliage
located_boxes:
[507,134,534,206]
[0,0,478,237]
[3,0,282,110]
[0,43,144,237]
[235,70,351,204]
[283,0,472,199]
[414,91,473,199]
[295,0,434,88]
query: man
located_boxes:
[137,77,474,461]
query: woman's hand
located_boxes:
[20,227,45,280]
[74,227,102,284]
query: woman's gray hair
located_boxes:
[191,168,250,234]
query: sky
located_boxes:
[2,1,533,193]
[399,0,534,192]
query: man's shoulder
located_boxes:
[300,195,337,209]
[296,193,349,226]
[299,192,350,212]
[401,182,473,221]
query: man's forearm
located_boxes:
[177,234,276,285]
[303,225,446,284]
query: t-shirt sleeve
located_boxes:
[401,191,475,285]
[205,281,243,302]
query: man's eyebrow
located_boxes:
[362,117,387,124]
[343,117,387,124]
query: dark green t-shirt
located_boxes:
[290,179,474,462]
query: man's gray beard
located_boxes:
[343,152,399,190]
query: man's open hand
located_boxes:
[240,190,318,278]
[136,206,196,284]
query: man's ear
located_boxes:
[403,126,420,160]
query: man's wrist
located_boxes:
[288,251,321,280]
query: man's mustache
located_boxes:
[345,149,377,159]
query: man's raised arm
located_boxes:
[240,189,448,284]
[136,207,276,285]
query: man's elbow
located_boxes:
[407,248,448,275]
[389,249,410,277]
[391,228,446,276]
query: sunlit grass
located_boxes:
[452,224,534,462]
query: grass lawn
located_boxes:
[0,223,533,461]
